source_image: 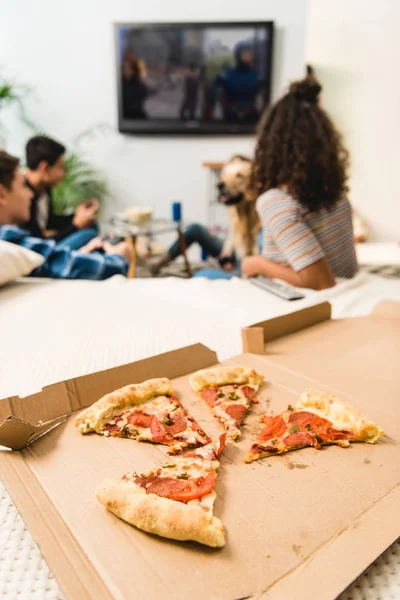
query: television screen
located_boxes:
[115,22,274,134]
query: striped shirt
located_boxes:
[0,225,128,280]
[256,189,358,278]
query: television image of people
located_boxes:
[115,22,274,134]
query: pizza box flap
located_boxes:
[0,343,217,450]
[241,300,400,417]
[0,414,69,451]
[242,301,332,353]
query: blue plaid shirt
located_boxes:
[0,225,128,280]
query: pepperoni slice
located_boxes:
[163,415,187,435]
[258,415,287,442]
[225,403,247,423]
[134,474,159,487]
[283,431,314,448]
[288,411,331,433]
[104,423,122,436]
[127,411,152,429]
[190,420,200,431]
[288,411,321,427]
[149,416,173,442]
[145,471,216,502]
[217,433,227,457]
[183,451,196,458]
[241,385,256,402]
[251,444,279,455]
[288,411,355,444]
[325,427,356,442]
[149,414,188,441]
[201,388,219,407]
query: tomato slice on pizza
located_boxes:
[75,378,211,454]
[245,389,384,462]
[96,435,226,548]
[190,366,264,440]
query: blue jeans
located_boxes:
[58,226,99,251]
[168,223,224,260]
[193,268,236,280]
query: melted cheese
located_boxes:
[211,384,255,436]
[103,395,178,428]
[298,390,383,442]
[124,454,219,514]
[102,395,209,450]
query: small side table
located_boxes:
[107,215,192,278]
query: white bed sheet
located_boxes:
[1,272,400,599]
[2,271,400,399]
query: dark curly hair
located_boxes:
[251,68,349,212]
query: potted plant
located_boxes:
[52,150,110,215]
[0,73,35,147]
[0,73,110,214]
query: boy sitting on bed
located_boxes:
[24,135,99,250]
[0,151,131,280]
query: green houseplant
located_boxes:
[1,72,110,215]
[52,150,110,215]
[0,74,35,141]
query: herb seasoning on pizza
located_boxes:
[96,435,226,548]
[75,378,211,454]
[190,366,264,440]
[245,389,384,462]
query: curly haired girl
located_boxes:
[242,69,358,290]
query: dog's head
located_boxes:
[217,155,253,206]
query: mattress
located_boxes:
[1,272,400,599]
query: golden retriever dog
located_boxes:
[217,155,260,259]
[218,155,368,253]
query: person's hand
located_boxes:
[223,262,233,272]
[103,240,133,263]
[241,256,262,278]
[218,252,234,271]
[79,237,104,254]
[73,199,99,229]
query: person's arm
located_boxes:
[242,255,335,290]
[47,199,77,241]
[250,193,336,290]
[46,220,78,242]
[47,200,99,241]
[13,231,128,280]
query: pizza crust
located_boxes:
[75,378,174,434]
[298,389,384,443]
[189,365,264,393]
[96,478,225,548]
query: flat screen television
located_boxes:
[114,21,274,135]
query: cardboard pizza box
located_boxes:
[0,302,399,600]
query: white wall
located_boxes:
[306,0,400,241]
[0,0,307,225]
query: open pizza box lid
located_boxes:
[1,302,399,600]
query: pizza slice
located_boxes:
[96,434,226,548]
[75,377,211,454]
[190,366,264,440]
[245,389,384,463]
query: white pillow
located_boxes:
[0,240,45,285]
